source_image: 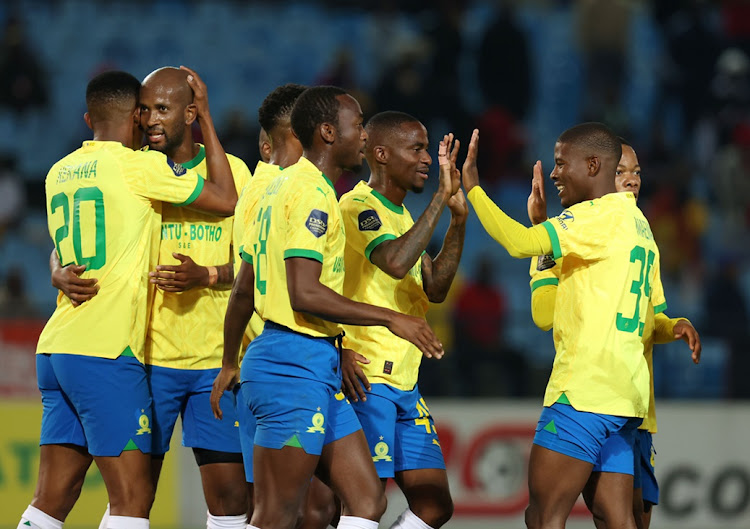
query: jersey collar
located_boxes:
[369,187,404,214]
[181,144,205,169]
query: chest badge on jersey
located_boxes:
[306,209,328,238]
[166,157,187,176]
[358,209,382,231]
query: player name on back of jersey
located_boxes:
[56,161,98,184]
[634,217,654,241]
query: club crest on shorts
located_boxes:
[306,209,328,238]
[358,209,382,231]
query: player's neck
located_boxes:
[303,150,343,185]
[269,146,299,169]
[168,140,201,164]
[92,123,134,148]
[367,172,406,206]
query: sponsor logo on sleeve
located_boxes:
[556,209,574,230]
[306,209,328,238]
[166,157,187,176]
[358,209,382,231]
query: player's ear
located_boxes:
[587,155,600,176]
[373,145,387,164]
[185,103,198,126]
[320,122,335,145]
[260,139,272,162]
[84,112,93,131]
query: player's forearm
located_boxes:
[467,186,552,258]
[198,111,237,215]
[423,218,465,303]
[222,269,255,368]
[653,312,688,344]
[288,278,397,328]
[49,248,60,276]
[216,262,234,287]
[375,191,450,279]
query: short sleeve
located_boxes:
[125,150,203,206]
[340,196,399,262]
[541,201,611,261]
[649,251,667,315]
[283,184,336,263]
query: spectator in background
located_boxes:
[0,267,39,319]
[453,255,527,396]
[0,15,48,116]
[0,154,25,234]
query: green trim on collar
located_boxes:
[321,173,336,197]
[181,145,205,169]
[370,189,403,214]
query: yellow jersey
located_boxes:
[241,156,345,338]
[233,161,281,346]
[339,181,430,390]
[145,146,250,369]
[530,256,682,431]
[538,192,667,418]
[38,141,203,362]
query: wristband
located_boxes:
[207,266,218,286]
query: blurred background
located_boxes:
[1,0,749,527]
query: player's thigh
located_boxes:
[94,449,154,515]
[147,364,191,456]
[350,387,398,479]
[183,368,243,453]
[392,388,446,477]
[197,460,248,516]
[586,471,637,529]
[51,353,153,457]
[528,443,593,519]
[317,428,385,519]
[37,353,87,451]
[236,382,257,484]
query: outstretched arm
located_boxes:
[463,129,553,258]
[371,134,462,279]
[654,312,702,364]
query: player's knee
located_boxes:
[355,489,387,521]
[299,499,337,529]
[109,479,155,515]
[411,494,454,528]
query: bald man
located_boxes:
[86,67,252,529]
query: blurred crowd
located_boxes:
[1,0,749,399]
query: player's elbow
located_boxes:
[532,313,553,332]
[288,286,317,314]
[426,287,448,304]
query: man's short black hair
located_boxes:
[258,83,307,133]
[290,86,348,149]
[86,71,140,121]
[558,122,622,162]
[365,111,421,136]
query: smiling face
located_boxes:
[549,141,593,208]
[138,76,193,157]
[615,144,641,199]
[380,121,432,194]
[333,94,367,173]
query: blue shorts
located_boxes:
[634,430,659,505]
[147,365,242,456]
[239,378,361,459]
[533,402,641,474]
[37,353,152,457]
[351,384,445,479]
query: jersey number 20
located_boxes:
[50,186,106,270]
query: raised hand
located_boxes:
[447,188,468,222]
[52,263,99,307]
[437,133,462,197]
[341,348,371,402]
[527,160,548,225]
[180,65,210,119]
[149,252,209,292]
[462,129,480,193]
[210,365,239,420]
[674,320,702,364]
[387,313,444,360]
